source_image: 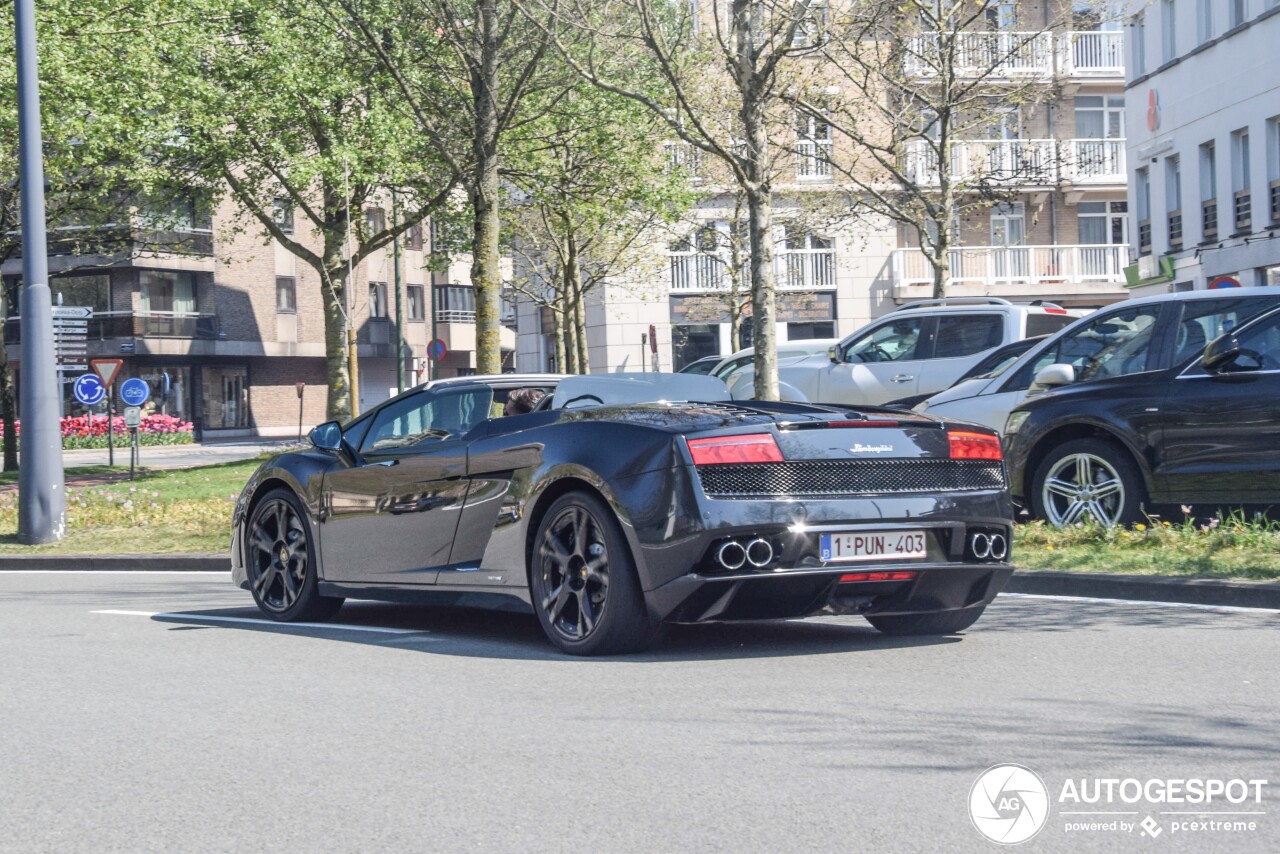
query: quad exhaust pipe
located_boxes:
[715,537,775,571]
[969,532,1008,561]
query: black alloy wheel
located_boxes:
[531,491,655,656]
[246,489,343,622]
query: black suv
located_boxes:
[1004,289,1280,527]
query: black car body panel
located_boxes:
[233,374,1014,634]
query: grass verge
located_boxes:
[1014,511,1280,581]
[0,458,263,554]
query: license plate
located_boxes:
[820,530,927,562]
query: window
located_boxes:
[1179,297,1280,370]
[406,224,423,251]
[1132,13,1146,75]
[1006,305,1164,391]
[276,276,296,313]
[932,315,1003,359]
[406,284,425,321]
[366,207,386,234]
[1267,116,1280,223]
[791,0,827,47]
[1161,0,1177,63]
[50,274,110,313]
[140,271,195,315]
[1232,128,1252,232]
[1166,156,1183,250]
[842,317,924,363]
[1229,0,1247,28]
[1136,167,1152,255]
[1074,96,1125,139]
[780,228,834,289]
[273,198,294,235]
[1200,141,1218,241]
[369,281,388,318]
[796,112,833,179]
[362,387,494,452]
[1196,0,1214,43]
[986,0,1017,29]
[435,283,476,320]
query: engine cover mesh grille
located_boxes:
[696,459,1006,498]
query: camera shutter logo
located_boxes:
[969,764,1050,844]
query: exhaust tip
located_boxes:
[745,538,774,567]
[989,534,1008,561]
[717,540,747,571]
[970,533,992,560]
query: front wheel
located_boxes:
[530,491,656,656]
[245,489,344,622]
[1030,438,1146,528]
[866,607,986,636]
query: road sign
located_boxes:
[51,305,93,320]
[73,374,106,406]
[119,377,150,406]
[427,338,447,361]
[58,364,88,372]
[1209,275,1241,289]
[90,358,124,387]
[124,406,142,429]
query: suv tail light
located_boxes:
[688,434,783,465]
[948,430,1002,461]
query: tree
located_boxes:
[504,81,692,374]
[150,0,459,420]
[323,0,561,376]
[535,0,831,400]
[798,0,1086,299]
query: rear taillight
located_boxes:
[839,571,917,583]
[948,430,1003,461]
[688,433,783,465]
[1043,307,1067,314]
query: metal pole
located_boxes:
[14,0,65,543]
[392,189,404,393]
[106,391,114,466]
[430,272,439,382]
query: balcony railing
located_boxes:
[1060,31,1125,77]
[796,139,833,180]
[7,225,214,259]
[669,250,836,292]
[905,138,1125,186]
[1271,179,1280,224]
[1202,199,1219,242]
[1234,190,1252,234]
[905,30,1124,79]
[891,244,1128,290]
[1138,220,1152,256]
[4,311,218,344]
[906,31,1055,78]
[1168,210,1183,252]
[436,309,477,324]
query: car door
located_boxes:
[817,315,935,404]
[916,313,1006,397]
[319,385,494,585]
[1157,307,1280,503]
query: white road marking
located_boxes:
[92,609,439,637]
[998,592,1279,614]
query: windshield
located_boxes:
[549,372,731,409]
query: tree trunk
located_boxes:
[553,280,568,374]
[567,233,588,374]
[560,277,577,374]
[470,0,503,376]
[746,185,779,400]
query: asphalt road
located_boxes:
[1,572,1276,854]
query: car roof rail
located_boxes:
[893,297,1013,312]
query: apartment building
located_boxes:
[2,198,504,437]
[513,1,1133,373]
[1124,0,1280,294]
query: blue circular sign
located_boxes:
[427,338,448,361]
[119,377,151,407]
[73,374,106,406]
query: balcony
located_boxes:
[4,311,219,344]
[905,30,1123,80]
[1202,200,1219,242]
[905,138,1125,187]
[1168,210,1183,252]
[7,225,214,259]
[891,244,1128,299]
[1234,190,1252,234]
[1060,31,1124,78]
[795,139,833,180]
[669,250,835,293]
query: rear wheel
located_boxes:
[246,489,344,622]
[866,607,986,636]
[530,491,656,656]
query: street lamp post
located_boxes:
[14,0,66,543]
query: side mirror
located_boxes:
[828,345,840,364]
[1031,363,1075,390]
[308,420,343,451]
[1201,332,1241,373]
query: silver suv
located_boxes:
[729,298,1083,405]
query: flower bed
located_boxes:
[0,414,196,450]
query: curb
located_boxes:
[0,553,229,572]
[1006,570,1280,610]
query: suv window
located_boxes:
[932,314,1003,359]
[1005,305,1163,390]
[843,317,924,363]
[1025,312,1078,338]
[1173,297,1280,366]
[362,387,493,452]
